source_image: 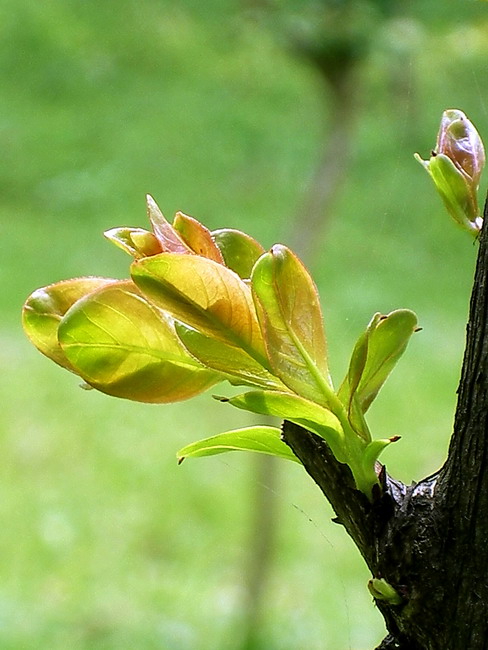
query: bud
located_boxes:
[368,578,403,605]
[415,109,485,235]
[104,227,163,258]
[437,109,485,187]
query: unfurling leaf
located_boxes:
[340,310,418,414]
[104,227,163,258]
[146,194,193,254]
[173,212,225,263]
[22,277,117,371]
[131,253,269,368]
[211,228,265,279]
[251,245,331,406]
[416,153,480,231]
[177,426,300,464]
[216,390,346,461]
[58,281,221,402]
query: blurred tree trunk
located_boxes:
[239,452,279,650]
[238,52,359,650]
[282,196,488,649]
[284,38,359,261]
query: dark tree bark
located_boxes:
[282,197,488,649]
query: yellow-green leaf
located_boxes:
[175,323,286,390]
[22,277,117,371]
[216,390,346,461]
[131,253,269,368]
[177,426,300,464]
[58,281,221,403]
[251,245,331,405]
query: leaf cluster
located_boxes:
[22,196,418,498]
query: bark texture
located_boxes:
[282,199,488,649]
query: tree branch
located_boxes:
[282,197,488,649]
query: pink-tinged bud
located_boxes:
[436,109,485,189]
[415,109,485,235]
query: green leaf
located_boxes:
[104,227,163,258]
[251,245,331,406]
[216,390,346,461]
[146,194,194,253]
[337,314,382,439]
[173,212,225,263]
[211,228,265,279]
[340,310,418,414]
[415,153,479,232]
[175,323,286,390]
[22,277,117,371]
[58,281,221,403]
[131,253,270,368]
[177,426,300,464]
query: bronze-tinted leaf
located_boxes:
[173,212,225,263]
[146,195,193,254]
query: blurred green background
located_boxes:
[2,0,488,648]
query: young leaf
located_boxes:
[340,310,418,414]
[175,323,286,390]
[211,228,265,279]
[104,227,163,258]
[251,245,331,406]
[173,212,225,263]
[131,253,269,368]
[415,153,480,231]
[58,281,221,403]
[177,426,300,464]
[22,277,117,371]
[216,390,346,461]
[146,194,194,254]
[337,314,381,439]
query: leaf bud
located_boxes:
[415,109,485,235]
[436,109,485,188]
[368,578,403,606]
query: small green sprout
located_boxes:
[368,578,403,606]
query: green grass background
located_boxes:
[2,1,488,648]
